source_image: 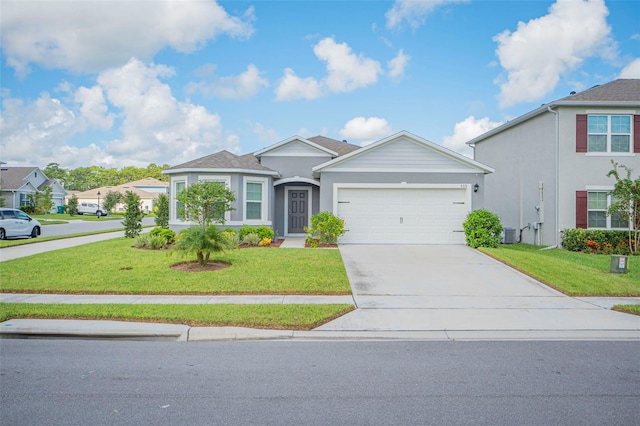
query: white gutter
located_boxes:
[546,106,560,249]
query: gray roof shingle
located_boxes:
[167,150,276,172]
[0,167,38,190]
[558,79,640,102]
[307,135,362,156]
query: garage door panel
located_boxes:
[337,187,469,244]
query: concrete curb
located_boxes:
[2,319,638,342]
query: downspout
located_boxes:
[543,106,559,250]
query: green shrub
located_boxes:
[304,211,346,245]
[170,225,232,265]
[133,234,150,248]
[462,209,503,248]
[241,232,261,246]
[221,229,239,248]
[150,227,176,245]
[239,225,274,241]
[561,229,633,254]
[148,234,168,250]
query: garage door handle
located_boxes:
[338,201,350,204]
[453,202,465,204]
[453,230,464,232]
[400,217,403,224]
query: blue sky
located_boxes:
[1,0,639,169]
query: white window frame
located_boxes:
[586,187,629,230]
[243,176,269,224]
[198,175,232,223]
[171,176,187,223]
[587,114,633,154]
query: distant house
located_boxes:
[163,131,493,244]
[0,166,67,212]
[469,78,640,246]
[72,177,169,213]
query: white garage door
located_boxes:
[336,185,470,244]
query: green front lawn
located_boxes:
[0,238,351,295]
[480,244,640,296]
[0,303,354,330]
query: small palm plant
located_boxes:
[170,225,234,266]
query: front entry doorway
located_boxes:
[287,189,309,234]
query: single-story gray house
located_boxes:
[163,131,493,244]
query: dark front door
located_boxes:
[288,190,308,234]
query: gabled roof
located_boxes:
[556,79,640,102]
[254,135,361,158]
[313,130,494,175]
[254,135,339,157]
[163,150,279,176]
[0,167,40,190]
[307,136,362,156]
[468,79,640,146]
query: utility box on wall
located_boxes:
[610,255,628,274]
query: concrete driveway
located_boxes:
[316,245,640,338]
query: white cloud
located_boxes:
[443,116,503,158]
[97,58,237,166]
[275,37,382,101]
[0,92,106,167]
[339,117,392,146]
[386,0,469,30]
[275,68,324,101]
[0,58,240,168]
[251,123,280,144]
[388,49,411,80]
[74,86,114,130]
[619,58,640,78]
[186,64,269,99]
[314,38,382,93]
[494,0,615,108]
[0,0,255,76]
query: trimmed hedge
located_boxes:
[561,228,635,254]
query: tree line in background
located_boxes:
[43,162,171,191]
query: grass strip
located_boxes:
[0,238,352,294]
[0,303,355,330]
[612,305,640,316]
[479,244,639,296]
[0,225,155,248]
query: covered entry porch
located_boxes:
[273,178,320,237]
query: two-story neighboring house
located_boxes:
[163,131,494,244]
[469,79,640,247]
[0,166,67,212]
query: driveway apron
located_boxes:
[316,245,640,333]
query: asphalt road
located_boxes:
[40,216,156,237]
[1,340,638,425]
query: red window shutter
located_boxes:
[576,191,588,229]
[634,115,640,153]
[576,114,587,153]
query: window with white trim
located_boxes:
[246,182,262,220]
[588,115,632,153]
[587,191,628,229]
[244,177,268,222]
[174,179,186,221]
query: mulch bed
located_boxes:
[170,261,231,273]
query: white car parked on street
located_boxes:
[77,202,109,217]
[0,208,42,239]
